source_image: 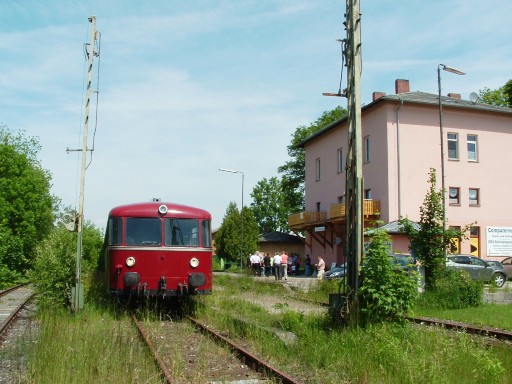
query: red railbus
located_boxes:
[104,201,212,299]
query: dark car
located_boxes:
[324,264,347,279]
[500,257,512,280]
[446,255,508,287]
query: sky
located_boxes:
[1,0,511,231]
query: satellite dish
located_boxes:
[469,92,479,103]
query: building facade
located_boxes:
[288,79,512,267]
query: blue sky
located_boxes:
[1,0,511,230]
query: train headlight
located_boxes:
[126,256,136,267]
[158,204,168,215]
[190,257,200,268]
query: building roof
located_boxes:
[259,231,304,244]
[297,91,512,148]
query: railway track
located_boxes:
[0,285,34,337]
[132,313,301,384]
[298,296,512,342]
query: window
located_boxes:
[316,202,321,212]
[467,134,478,161]
[449,187,460,205]
[108,217,122,246]
[165,218,199,247]
[447,133,459,160]
[202,220,212,247]
[126,218,161,246]
[364,189,372,200]
[315,158,321,181]
[469,188,479,206]
[364,136,371,163]
[337,195,343,203]
[337,148,343,173]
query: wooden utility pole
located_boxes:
[344,0,363,309]
[72,16,99,312]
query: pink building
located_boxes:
[288,79,512,267]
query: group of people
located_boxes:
[248,251,326,280]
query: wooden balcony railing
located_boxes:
[289,200,380,228]
[288,211,327,227]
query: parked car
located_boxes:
[389,254,415,271]
[446,255,508,287]
[500,257,512,280]
[324,263,347,279]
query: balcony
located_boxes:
[288,200,380,229]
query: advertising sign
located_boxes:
[486,227,512,257]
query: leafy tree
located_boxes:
[250,176,288,233]
[400,168,462,290]
[30,220,103,308]
[278,106,347,213]
[0,125,56,286]
[359,224,417,324]
[478,79,512,108]
[215,202,259,267]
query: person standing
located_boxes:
[264,253,271,277]
[305,254,311,277]
[315,255,325,279]
[281,251,288,280]
[273,252,282,280]
[250,252,261,276]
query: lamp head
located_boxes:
[439,64,465,75]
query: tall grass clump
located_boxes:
[416,268,483,309]
[23,307,163,384]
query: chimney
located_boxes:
[372,91,386,101]
[447,93,461,100]
[395,79,410,94]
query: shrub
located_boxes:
[416,268,483,309]
[359,226,418,324]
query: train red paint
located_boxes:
[104,201,212,299]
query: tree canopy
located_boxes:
[478,79,512,108]
[215,202,259,267]
[277,106,347,213]
[250,176,288,233]
[0,125,57,287]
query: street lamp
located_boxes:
[219,168,244,269]
[438,64,465,254]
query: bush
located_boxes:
[359,227,418,324]
[416,268,483,309]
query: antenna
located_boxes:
[469,92,479,104]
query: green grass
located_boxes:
[194,274,512,384]
[413,302,512,331]
[20,307,164,384]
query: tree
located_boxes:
[400,168,462,290]
[278,106,347,213]
[250,177,288,233]
[478,79,512,108]
[31,220,103,308]
[215,202,259,267]
[0,125,56,286]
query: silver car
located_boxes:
[446,255,508,288]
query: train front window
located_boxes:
[202,220,211,247]
[165,219,199,247]
[108,217,122,245]
[126,218,161,246]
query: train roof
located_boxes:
[108,202,211,219]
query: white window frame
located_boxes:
[447,133,459,160]
[315,158,321,181]
[337,147,343,173]
[449,187,460,205]
[467,134,478,161]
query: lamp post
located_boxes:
[219,168,244,269]
[438,64,465,254]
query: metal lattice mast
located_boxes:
[344,0,363,299]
